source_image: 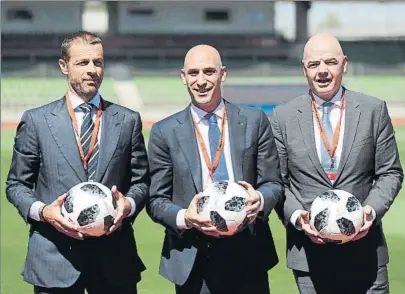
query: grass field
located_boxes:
[134,75,405,104]
[1,78,119,105]
[1,126,404,294]
[1,75,404,106]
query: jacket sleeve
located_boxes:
[269,107,306,226]
[124,112,151,221]
[6,111,41,223]
[146,123,185,236]
[363,101,403,222]
[255,110,284,221]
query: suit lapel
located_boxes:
[46,97,87,181]
[174,107,202,192]
[335,91,360,183]
[297,96,330,184]
[225,102,246,182]
[95,100,123,182]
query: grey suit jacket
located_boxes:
[6,96,150,288]
[146,101,284,286]
[270,89,403,273]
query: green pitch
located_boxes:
[1,78,119,105]
[1,127,405,294]
[1,75,404,107]
[133,75,405,104]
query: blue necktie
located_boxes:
[320,101,337,171]
[79,103,99,181]
[205,113,229,181]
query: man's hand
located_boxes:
[185,193,222,237]
[106,185,132,235]
[42,194,84,240]
[297,210,326,245]
[238,181,261,224]
[351,206,373,242]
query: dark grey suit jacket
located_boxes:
[6,97,150,288]
[146,101,284,286]
[270,89,403,273]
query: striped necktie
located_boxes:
[79,103,99,181]
[320,101,336,171]
[205,113,229,181]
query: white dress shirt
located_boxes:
[176,99,264,229]
[29,90,136,221]
[290,87,375,228]
[312,87,345,166]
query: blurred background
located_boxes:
[1,1,404,293]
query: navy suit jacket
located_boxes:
[6,97,150,288]
[147,101,284,286]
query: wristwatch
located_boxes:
[39,205,47,222]
[295,217,303,230]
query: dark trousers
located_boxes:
[293,265,389,294]
[34,273,137,294]
[176,248,270,294]
[33,240,138,294]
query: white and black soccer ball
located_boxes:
[61,182,118,237]
[197,180,250,236]
[309,189,364,244]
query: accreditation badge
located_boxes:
[326,171,337,183]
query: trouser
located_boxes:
[293,265,389,294]
[34,273,137,294]
[176,248,270,294]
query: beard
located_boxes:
[69,79,100,101]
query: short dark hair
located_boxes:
[60,31,103,62]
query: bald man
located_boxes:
[146,44,283,294]
[270,33,403,293]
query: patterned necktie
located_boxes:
[205,113,229,181]
[320,101,337,171]
[79,103,99,181]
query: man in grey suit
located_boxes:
[146,44,283,294]
[6,31,149,294]
[270,33,403,294]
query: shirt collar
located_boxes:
[312,86,343,108]
[68,90,101,111]
[190,99,225,124]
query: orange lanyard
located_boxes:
[309,89,345,169]
[65,92,102,170]
[192,107,227,180]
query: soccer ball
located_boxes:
[61,182,118,237]
[309,189,364,244]
[197,180,250,236]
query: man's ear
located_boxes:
[220,66,227,83]
[302,61,307,78]
[180,68,187,85]
[343,56,348,73]
[59,59,68,75]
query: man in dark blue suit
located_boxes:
[147,44,284,294]
[6,31,149,294]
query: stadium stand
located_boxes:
[1,33,292,60]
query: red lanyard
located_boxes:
[65,92,102,170]
[192,107,227,180]
[309,89,345,169]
